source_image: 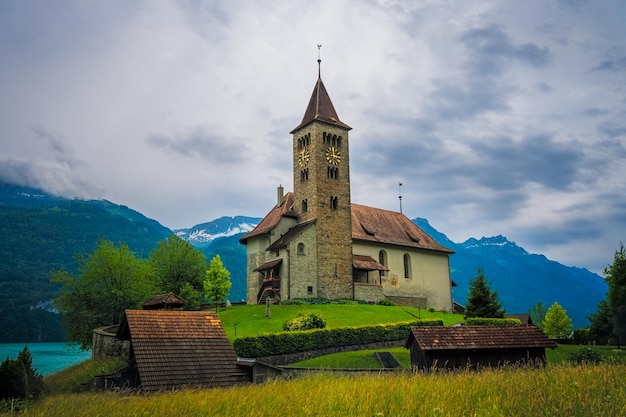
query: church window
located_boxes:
[327,166,338,179]
[330,196,339,210]
[302,199,308,212]
[297,242,306,255]
[300,168,309,181]
[379,250,387,277]
[337,136,342,148]
[307,286,313,294]
[403,253,412,279]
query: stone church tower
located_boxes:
[290,62,353,299]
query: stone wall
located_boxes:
[92,326,130,360]
[353,282,385,303]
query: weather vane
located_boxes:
[399,182,403,214]
[317,44,322,77]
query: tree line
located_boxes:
[464,243,626,346]
[51,236,232,349]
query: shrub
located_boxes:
[466,317,522,326]
[283,313,327,331]
[234,319,443,358]
[378,299,396,306]
[567,347,604,365]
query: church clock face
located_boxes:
[325,146,341,165]
[298,148,310,167]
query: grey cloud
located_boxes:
[147,128,250,163]
[471,134,584,190]
[590,55,626,72]
[597,122,626,138]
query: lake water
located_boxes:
[0,342,92,376]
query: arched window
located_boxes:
[302,199,308,212]
[297,242,306,255]
[330,196,338,210]
[327,166,338,179]
[378,250,387,277]
[403,253,412,279]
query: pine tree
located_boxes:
[588,299,614,345]
[605,243,626,344]
[464,267,505,318]
[543,302,573,339]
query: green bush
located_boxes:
[234,319,443,358]
[567,347,604,365]
[283,313,327,331]
[466,317,522,326]
[378,299,396,306]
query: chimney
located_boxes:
[277,185,284,206]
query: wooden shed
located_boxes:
[406,325,556,371]
[114,310,250,391]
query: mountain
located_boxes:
[174,216,260,247]
[414,218,607,327]
[0,183,172,342]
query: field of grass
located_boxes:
[217,303,463,340]
[7,364,626,416]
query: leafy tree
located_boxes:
[204,255,232,313]
[605,243,626,344]
[149,235,206,299]
[51,240,156,349]
[0,347,43,401]
[587,299,614,344]
[543,302,573,339]
[529,301,548,330]
[464,267,505,319]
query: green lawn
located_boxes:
[546,344,626,364]
[217,303,463,340]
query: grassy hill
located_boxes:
[216,304,464,341]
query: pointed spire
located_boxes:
[290,48,351,133]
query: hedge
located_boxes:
[233,319,443,358]
[465,317,522,326]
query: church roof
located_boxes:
[242,198,453,255]
[351,204,454,254]
[290,76,351,133]
[239,192,297,244]
[266,219,316,251]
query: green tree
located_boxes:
[464,267,505,319]
[51,240,156,349]
[587,299,614,345]
[543,301,573,339]
[149,235,206,299]
[605,243,626,344]
[204,255,232,313]
[0,347,43,401]
[529,301,548,330]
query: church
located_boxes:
[239,60,454,311]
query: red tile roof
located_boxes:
[407,326,557,351]
[352,204,454,253]
[118,310,248,391]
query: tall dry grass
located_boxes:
[8,363,626,417]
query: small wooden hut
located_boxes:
[406,325,556,371]
[113,310,250,391]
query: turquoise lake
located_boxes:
[0,342,92,376]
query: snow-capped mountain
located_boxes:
[175,216,261,248]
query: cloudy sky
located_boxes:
[1,0,625,275]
